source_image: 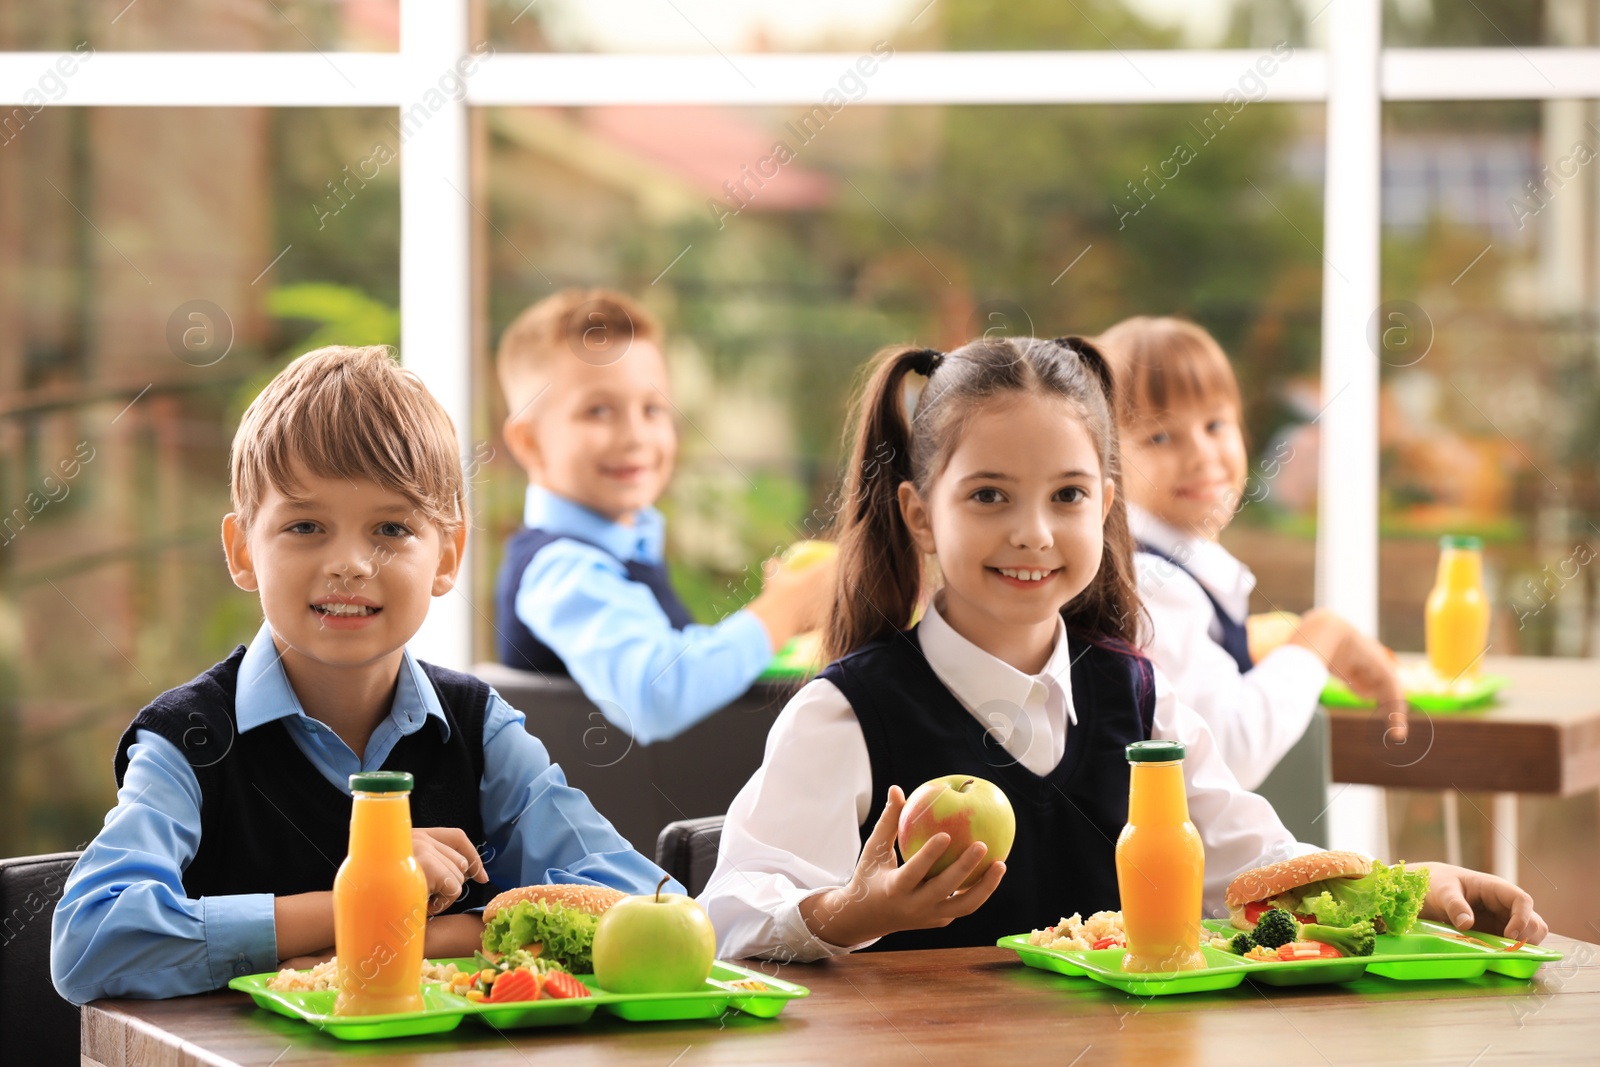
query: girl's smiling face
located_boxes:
[899,392,1115,669]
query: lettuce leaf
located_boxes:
[481,900,600,972]
[1294,860,1431,934]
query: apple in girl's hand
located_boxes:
[592,876,717,994]
[780,539,837,571]
[897,775,1015,890]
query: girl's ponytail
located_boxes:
[823,346,940,662]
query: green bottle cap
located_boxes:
[349,771,414,794]
[1126,740,1185,762]
[1440,534,1482,551]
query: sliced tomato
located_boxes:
[542,972,591,1000]
[488,967,542,1003]
[1244,900,1316,925]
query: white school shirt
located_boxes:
[1129,504,1329,791]
[697,596,1314,962]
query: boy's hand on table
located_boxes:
[1291,608,1410,742]
[1417,862,1549,945]
[748,553,839,650]
[413,827,489,915]
[799,785,1005,949]
[424,913,488,959]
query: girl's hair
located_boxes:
[825,336,1144,662]
[1094,316,1242,429]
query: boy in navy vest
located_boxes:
[51,346,678,1004]
[493,288,833,743]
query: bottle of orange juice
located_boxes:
[1425,534,1491,683]
[1116,740,1206,974]
[334,771,428,1016]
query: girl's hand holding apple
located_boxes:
[798,785,1006,949]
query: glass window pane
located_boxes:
[473,101,1326,657]
[0,106,399,857]
[1385,1,1598,47]
[0,1,398,52]
[477,0,1321,53]
[1378,99,1599,658]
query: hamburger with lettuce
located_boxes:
[1226,850,1431,935]
[481,884,629,974]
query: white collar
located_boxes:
[917,596,1077,726]
[1128,503,1255,613]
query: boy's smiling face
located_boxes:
[899,393,1115,664]
[505,341,677,524]
[222,463,464,671]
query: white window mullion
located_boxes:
[399,0,473,670]
[1318,0,1388,858]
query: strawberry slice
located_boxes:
[541,972,591,1000]
[488,967,543,1003]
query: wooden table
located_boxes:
[1327,654,1600,881]
[82,940,1600,1067]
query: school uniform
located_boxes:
[496,485,773,744]
[1129,504,1329,791]
[699,598,1313,961]
[50,623,679,1005]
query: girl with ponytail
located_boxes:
[700,334,1543,960]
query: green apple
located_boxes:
[897,775,1015,889]
[592,876,717,994]
[780,539,837,571]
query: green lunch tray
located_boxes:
[759,634,823,682]
[229,959,809,1040]
[1320,673,1508,712]
[998,919,1560,996]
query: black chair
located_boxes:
[474,664,792,855]
[0,851,82,1067]
[656,816,725,898]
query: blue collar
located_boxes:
[523,484,664,564]
[233,623,450,741]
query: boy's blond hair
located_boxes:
[1095,316,1243,427]
[230,346,464,533]
[495,288,662,413]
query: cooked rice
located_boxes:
[266,958,462,992]
[1027,910,1125,951]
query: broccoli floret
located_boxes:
[1300,919,1376,958]
[1228,932,1256,955]
[1252,908,1301,949]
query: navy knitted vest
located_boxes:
[1137,542,1254,674]
[820,626,1155,951]
[495,526,694,675]
[113,646,498,913]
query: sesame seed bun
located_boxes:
[1225,850,1373,910]
[482,883,630,923]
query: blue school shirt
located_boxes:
[507,486,773,744]
[50,623,681,1004]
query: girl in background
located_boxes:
[1096,316,1406,791]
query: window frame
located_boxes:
[3,1,1598,667]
